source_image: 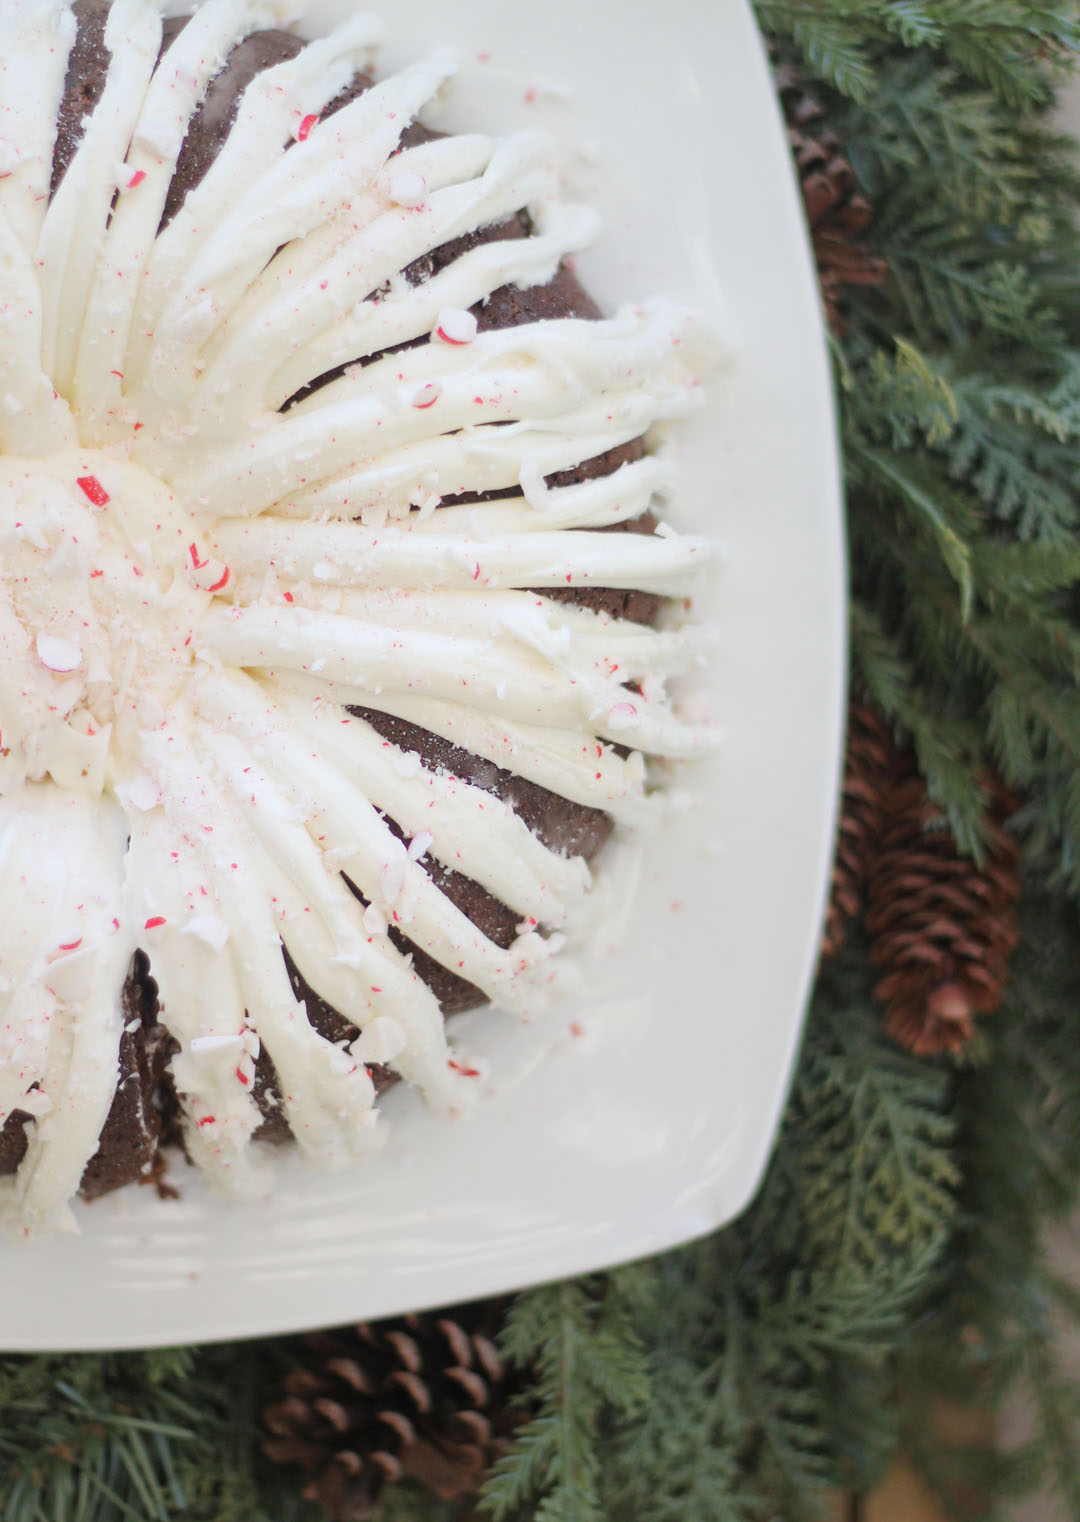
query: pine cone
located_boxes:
[865,774,1022,1055]
[262,1302,519,1521]
[773,56,888,334]
[821,703,897,959]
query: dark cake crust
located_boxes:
[51,0,111,196]
[0,1110,30,1177]
[79,954,173,1198]
[161,28,306,229]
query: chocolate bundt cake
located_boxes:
[0,0,713,1233]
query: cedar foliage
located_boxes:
[0,1344,285,1522]
[6,5,1080,1520]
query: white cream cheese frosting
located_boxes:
[0,0,715,1233]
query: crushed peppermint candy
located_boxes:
[433,307,478,345]
[407,830,434,862]
[175,296,217,342]
[0,139,20,178]
[296,112,319,141]
[119,775,160,812]
[117,164,146,192]
[351,1015,407,1065]
[448,1057,483,1078]
[36,634,82,673]
[411,380,442,409]
[363,901,389,936]
[190,1033,244,1062]
[606,699,641,730]
[387,168,426,207]
[188,555,230,593]
[76,474,110,506]
[180,914,230,951]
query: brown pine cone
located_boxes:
[865,774,1021,1055]
[773,56,888,333]
[821,703,897,959]
[262,1302,519,1521]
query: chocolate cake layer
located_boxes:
[0,954,172,1194]
[161,27,374,230]
[51,0,111,196]
[80,954,173,1198]
[0,1111,30,1177]
[161,28,306,228]
[348,708,615,861]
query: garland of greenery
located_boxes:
[6,5,1080,1517]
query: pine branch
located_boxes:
[889,892,1080,1515]
[597,950,961,1521]
[479,1268,651,1522]
[0,1346,279,1522]
[756,0,1080,102]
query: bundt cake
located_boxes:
[0,0,714,1234]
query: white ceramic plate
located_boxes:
[0,0,844,1352]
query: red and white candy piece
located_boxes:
[606,699,641,731]
[0,139,21,178]
[116,163,146,193]
[386,168,426,207]
[36,634,82,673]
[411,380,442,409]
[76,475,109,506]
[433,307,478,345]
[187,544,230,593]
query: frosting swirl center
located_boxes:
[0,451,218,797]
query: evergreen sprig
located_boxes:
[0,1345,288,1522]
[470,951,959,1522]
[480,1269,652,1522]
[757,0,1080,104]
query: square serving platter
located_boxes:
[0,0,844,1351]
